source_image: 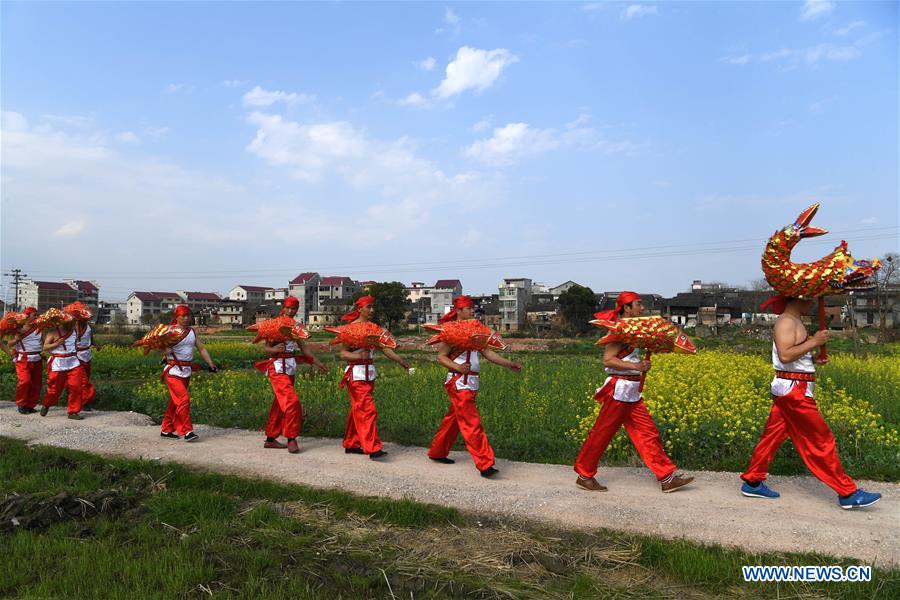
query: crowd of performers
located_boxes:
[1,204,883,509]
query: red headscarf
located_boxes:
[23,307,37,315]
[281,296,300,314]
[593,291,641,322]
[760,294,789,315]
[438,295,475,324]
[341,295,375,322]
[171,304,191,324]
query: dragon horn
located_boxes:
[795,203,827,238]
[422,323,442,332]
[595,332,622,346]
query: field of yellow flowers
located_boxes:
[2,342,897,479]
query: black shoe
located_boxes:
[40,406,49,417]
[480,466,499,478]
[344,447,365,454]
[160,431,179,439]
[17,407,37,414]
[369,450,388,460]
[81,405,93,412]
[429,457,455,464]
[67,413,84,421]
[184,432,199,442]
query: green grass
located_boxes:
[1,438,896,599]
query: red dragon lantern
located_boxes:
[422,319,506,351]
[324,321,397,349]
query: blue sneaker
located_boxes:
[838,489,881,510]
[741,481,780,499]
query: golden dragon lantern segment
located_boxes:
[762,203,881,299]
[133,324,189,355]
[0,312,28,337]
[246,316,311,345]
[324,321,397,349]
[34,308,75,331]
[590,315,697,355]
[422,319,506,352]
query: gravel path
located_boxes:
[2,401,897,567]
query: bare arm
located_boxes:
[263,340,287,356]
[481,349,522,373]
[42,332,66,352]
[603,341,650,373]
[193,334,217,370]
[339,343,368,362]
[774,317,828,364]
[299,340,328,373]
[437,342,469,374]
[380,347,410,370]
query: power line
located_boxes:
[20,224,899,278]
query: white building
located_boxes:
[498,278,533,331]
[288,272,320,324]
[126,291,182,325]
[228,285,268,303]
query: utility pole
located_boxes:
[2,268,26,311]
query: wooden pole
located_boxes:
[639,350,652,392]
[817,296,828,363]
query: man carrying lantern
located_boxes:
[336,295,410,460]
[64,302,100,411]
[40,309,86,420]
[158,304,217,442]
[2,307,43,414]
[574,292,694,493]
[258,296,327,453]
[426,295,521,477]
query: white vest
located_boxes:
[15,329,42,362]
[76,324,93,362]
[345,349,377,382]
[49,329,80,372]
[271,340,298,376]
[771,342,815,398]
[600,346,642,403]
[166,329,196,378]
[444,349,480,391]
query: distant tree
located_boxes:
[353,282,409,332]
[557,284,598,335]
[111,313,127,332]
[750,278,773,292]
[140,313,155,326]
[873,252,899,339]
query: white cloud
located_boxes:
[464,123,559,166]
[442,6,461,34]
[116,131,140,144]
[223,79,248,87]
[415,56,437,71]
[722,54,752,65]
[242,86,315,107]
[399,92,429,108]
[582,3,608,13]
[800,0,835,21]
[860,217,878,225]
[53,221,85,237]
[40,113,95,128]
[622,5,659,21]
[144,126,170,138]
[471,118,493,132]
[834,21,864,36]
[721,37,871,69]
[164,83,188,94]
[809,95,837,114]
[433,46,518,99]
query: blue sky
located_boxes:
[2,1,897,302]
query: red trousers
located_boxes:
[428,384,495,471]
[264,372,302,439]
[574,380,676,481]
[742,382,856,496]
[15,360,43,409]
[80,360,97,406]
[42,366,85,415]
[343,380,382,453]
[161,375,193,436]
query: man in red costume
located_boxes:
[427,295,521,477]
[740,295,881,509]
[258,296,327,454]
[66,302,100,411]
[574,292,693,493]
[338,295,410,460]
[1,307,43,414]
[40,317,86,420]
[158,305,217,442]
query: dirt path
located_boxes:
[2,401,897,568]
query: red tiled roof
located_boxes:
[235,285,268,292]
[131,291,180,302]
[183,292,221,301]
[73,280,99,293]
[35,281,76,291]
[320,276,352,285]
[290,272,318,284]
[434,279,461,289]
